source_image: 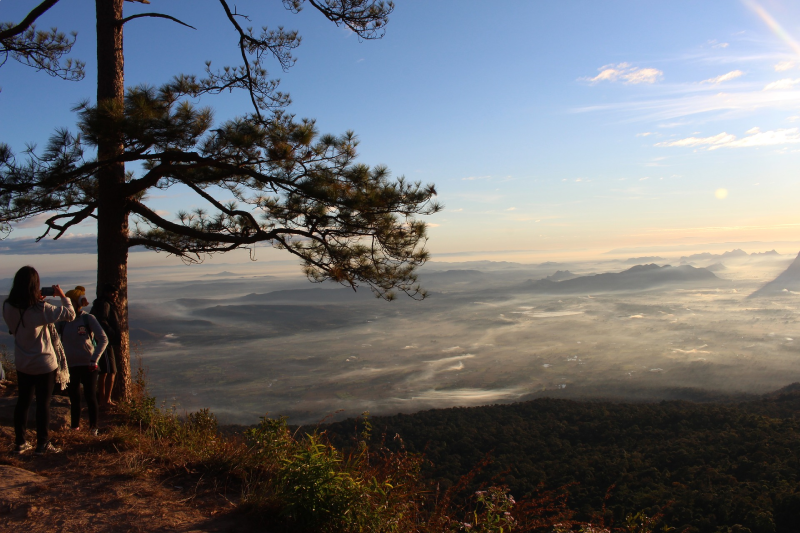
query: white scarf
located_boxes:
[48,322,70,390]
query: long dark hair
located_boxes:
[4,266,41,311]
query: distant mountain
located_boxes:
[705,262,726,272]
[748,251,800,298]
[680,249,748,262]
[129,328,165,344]
[624,256,665,264]
[200,270,238,277]
[680,249,781,263]
[723,249,750,258]
[522,264,720,294]
[236,287,376,304]
[543,270,577,282]
[191,303,365,331]
[419,269,485,281]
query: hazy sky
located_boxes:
[3,0,800,271]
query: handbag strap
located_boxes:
[11,307,27,336]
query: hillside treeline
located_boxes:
[324,389,800,533]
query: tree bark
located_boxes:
[95,0,130,400]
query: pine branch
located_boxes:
[36,203,97,241]
[0,0,62,40]
[117,13,196,30]
[304,0,394,39]
[128,237,191,257]
[128,199,311,245]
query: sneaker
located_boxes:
[14,442,32,455]
[34,442,62,455]
[89,428,99,436]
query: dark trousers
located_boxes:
[15,370,56,447]
[67,366,99,429]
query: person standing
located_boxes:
[90,284,121,407]
[60,287,108,434]
[3,266,75,454]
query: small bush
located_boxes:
[246,414,421,532]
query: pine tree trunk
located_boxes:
[95,0,130,400]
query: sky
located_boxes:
[3,0,800,276]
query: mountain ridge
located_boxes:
[748,250,800,298]
[522,263,720,294]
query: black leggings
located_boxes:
[15,370,56,447]
[67,366,99,429]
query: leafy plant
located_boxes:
[452,487,518,532]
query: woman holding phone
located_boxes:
[3,266,75,454]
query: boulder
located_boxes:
[0,465,47,503]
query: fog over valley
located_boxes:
[4,247,800,425]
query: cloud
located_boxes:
[12,213,52,229]
[701,70,744,84]
[656,127,800,150]
[775,61,796,71]
[623,68,664,84]
[584,63,663,84]
[440,346,464,353]
[0,232,156,255]
[0,234,98,255]
[764,78,800,90]
[461,175,492,181]
[656,132,736,148]
[576,89,800,123]
[506,207,516,211]
[636,132,654,137]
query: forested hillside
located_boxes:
[325,387,800,533]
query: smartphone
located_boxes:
[41,287,55,297]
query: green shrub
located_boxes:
[246,415,411,532]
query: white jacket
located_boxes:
[3,298,75,375]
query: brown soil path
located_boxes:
[0,384,266,533]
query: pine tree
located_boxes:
[1,1,440,398]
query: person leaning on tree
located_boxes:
[3,266,75,455]
[90,283,121,407]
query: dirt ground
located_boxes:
[0,383,269,533]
